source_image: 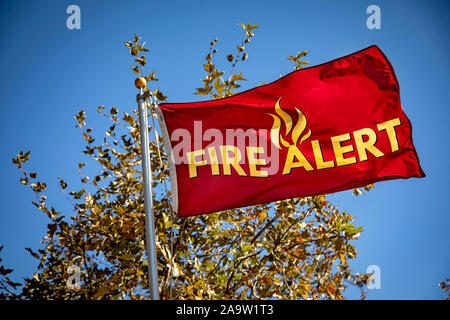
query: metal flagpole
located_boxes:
[135,77,160,300]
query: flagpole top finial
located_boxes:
[135,77,147,89]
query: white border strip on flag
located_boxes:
[155,105,179,215]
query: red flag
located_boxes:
[157,45,425,217]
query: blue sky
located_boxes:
[0,0,448,299]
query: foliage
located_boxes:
[438,279,450,300]
[0,246,21,299]
[287,50,310,70]
[1,23,372,300]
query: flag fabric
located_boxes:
[157,45,425,217]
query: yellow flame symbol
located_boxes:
[267,97,312,149]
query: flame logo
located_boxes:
[267,97,312,149]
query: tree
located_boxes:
[0,246,21,299]
[438,279,450,300]
[2,23,371,300]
